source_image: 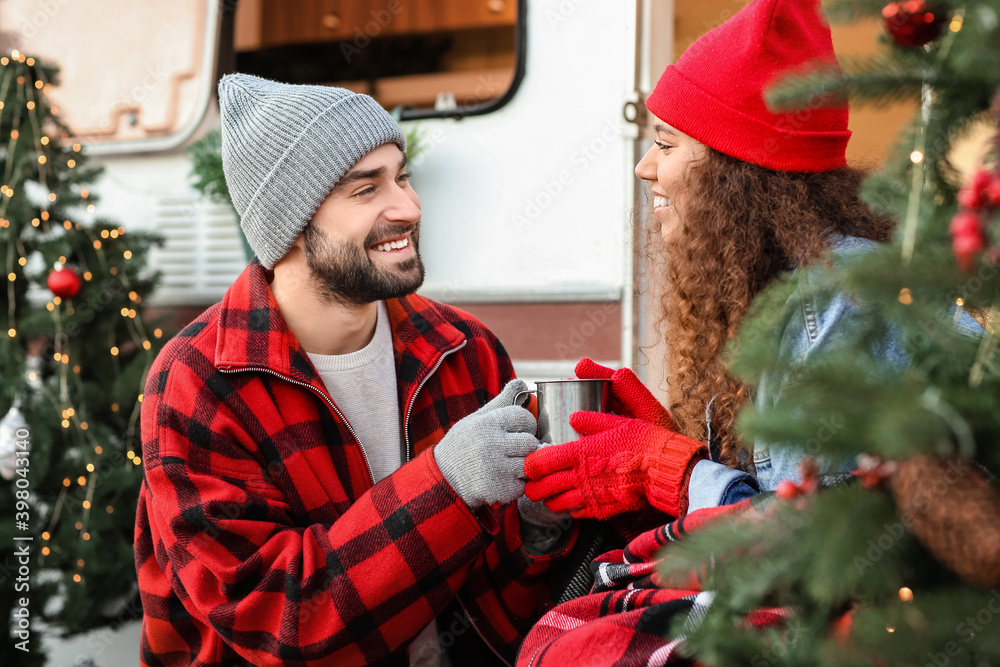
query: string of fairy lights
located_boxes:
[885,9,998,389]
[1,50,162,583]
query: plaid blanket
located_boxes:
[518,499,791,667]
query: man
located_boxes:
[134,74,569,667]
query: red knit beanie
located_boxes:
[646,0,851,172]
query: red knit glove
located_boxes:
[575,358,673,428]
[524,411,708,519]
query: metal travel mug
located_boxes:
[515,379,612,445]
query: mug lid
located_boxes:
[533,378,610,384]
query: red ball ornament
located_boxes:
[47,265,82,299]
[972,169,992,192]
[957,186,983,210]
[953,230,986,254]
[882,0,948,48]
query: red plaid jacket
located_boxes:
[517,500,790,667]
[135,261,563,666]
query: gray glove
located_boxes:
[434,379,539,509]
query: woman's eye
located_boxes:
[655,141,674,152]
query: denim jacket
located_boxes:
[687,235,984,511]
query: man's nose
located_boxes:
[387,185,421,225]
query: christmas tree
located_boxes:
[658,1,1000,664]
[0,52,165,664]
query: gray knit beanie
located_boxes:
[218,74,406,269]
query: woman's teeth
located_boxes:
[375,238,409,252]
[654,196,672,209]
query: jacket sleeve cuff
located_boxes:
[421,447,499,536]
[687,459,760,512]
[645,432,709,516]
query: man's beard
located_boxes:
[302,222,425,306]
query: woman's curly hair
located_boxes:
[645,148,896,470]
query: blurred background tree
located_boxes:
[0,52,166,665]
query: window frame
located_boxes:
[83,0,222,156]
[395,0,527,121]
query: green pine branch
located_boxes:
[679,3,1000,664]
[187,127,230,204]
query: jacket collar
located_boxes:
[386,293,468,389]
[214,260,466,389]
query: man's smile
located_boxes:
[372,235,411,253]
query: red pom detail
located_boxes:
[47,265,82,299]
[776,480,801,500]
[831,608,855,646]
[797,459,821,494]
[985,174,1000,206]
[851,464,896,490]
[953,233,986,272]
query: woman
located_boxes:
[525,0,899,529]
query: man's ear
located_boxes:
[273,232,306,272]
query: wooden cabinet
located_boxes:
[260,1,365,47]
[399,0,516,34]
[258,0,517,49]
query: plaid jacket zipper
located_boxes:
[458,595,513,667]
[400,338,513,666]
[403,339,468,463]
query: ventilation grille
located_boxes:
[149,196,247,305]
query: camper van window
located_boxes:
[229,0,525,120]
[1,0,221,151]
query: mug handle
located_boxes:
[514,389,535,408]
